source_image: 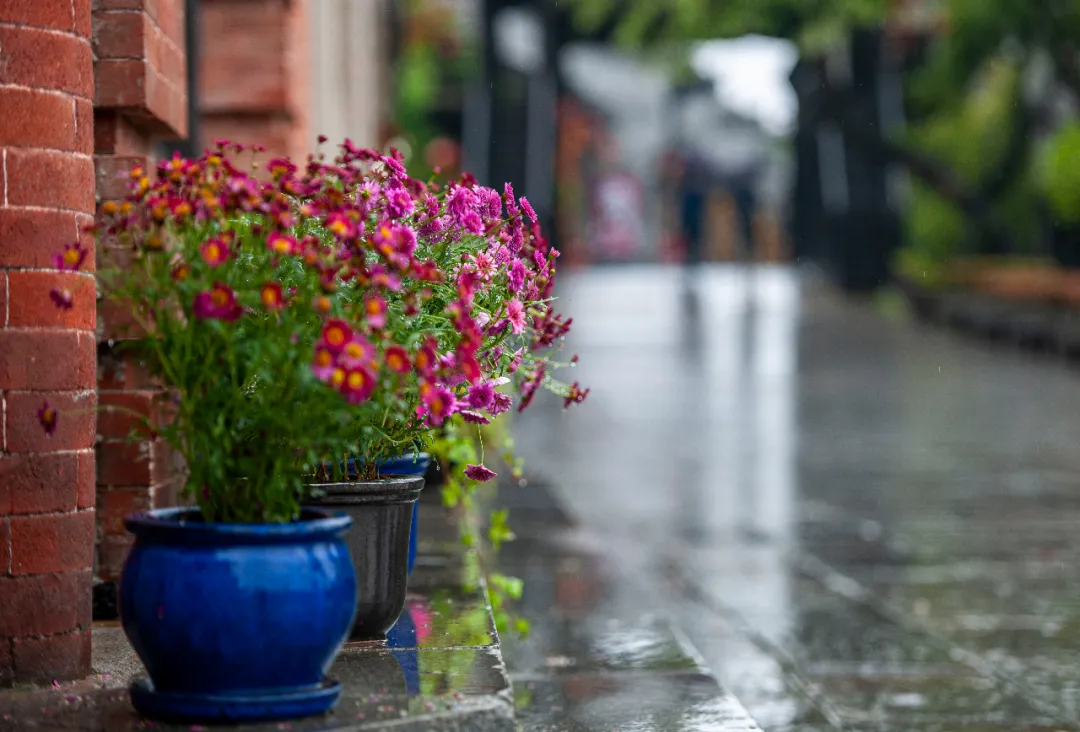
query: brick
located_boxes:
[92,0,146,10]
[92,9,146,59]
[0,87,76,150]
[0,330,96,390]
[0,639,12,686]
[97,390,158,439]
[7,271,96,330]
[1,452,86,515]
[5,149,95,212]
[5,390,97,454]
[0,519,9,574]
[10,511,94,575]
[12,629,91,683]
[200,0,288,112]
[0,570,91,636]
[94,58,145,108]
[96,297,147,341]
[97,438,168,487]
[98,487,152,535]
[0,25,93,98]
[97,347,158,390]
[75,0,91,37]
[95,153,146,199]
[156,0,183,49]
[75,98,93,154]
[76,451,96,509]
[94,112,151,155]
[0,209,88,270]
[96,534,133,582]
[0,0,75,32]
[0,271,6,327]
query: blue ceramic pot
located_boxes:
[120,507,357,724]
[336,454,431,574]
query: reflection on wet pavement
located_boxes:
[509,265,1080,730]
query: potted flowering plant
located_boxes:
[288,141,588,638]
[44,138,587,714]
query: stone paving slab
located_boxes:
[0,506,513,732]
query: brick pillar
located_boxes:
[92,0,188,590]
[0,0,97,685]
[200,0,311,161]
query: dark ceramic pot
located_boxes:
[303,475,424,640]
[335,455,431,575]
[120,508,356,724]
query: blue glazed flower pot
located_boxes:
[120,507,357,724]
[336,454,431,575]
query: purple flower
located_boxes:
[467,382,495,409]
[508,226,524,255]
[462,210,484,235]
[385,179,416,219]
[508,259,527,292]
[464,464,497,482]
[503,183,519,218]
[479,187,502,219]
[447,185,478,224]
[50,288,74,310]
[37,400,58,435]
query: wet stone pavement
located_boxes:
[504,265,1080,731]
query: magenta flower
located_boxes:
[507,300,526,334]
[564,381,590,408]
[53,242,88,271]
[490,392,513,415]
[518,364,545,413]
[311,344,336,382]
[193,282,242,321]
[267,232,299,256]
[520,196,537,224]
[459,410,491,424]
[37,400,58,436]
[467,382,495,409]
[464,464,497,482]
[49,288,74,310]
[462,210,484,235]
[325,211,359,240]
[479,187,502,219]
[507,259,527,292]
[503,182,520,218]
[199,237,229,267]
[340,366,377,404]
[422,387,456,427]
[320,319,353,354]
[385,345,411,374]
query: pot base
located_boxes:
[129,677,342,723]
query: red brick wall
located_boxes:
[0,0,97,685]
[200,0,310,161]
[92,0,188,585]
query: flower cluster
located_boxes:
[45,139,586,523]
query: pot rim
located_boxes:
[305,474,424,505]
[124,506,352,543]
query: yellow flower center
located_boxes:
[326,328,345,346]
[366,300,381,315]
[206,244,221,261]
[329,220,347,235]
[315,349,332,367]
[211,288,229,307]
[261,287,279,307]
[347,371,367,390]
[63,249,80,266]
[331,368,346,387]
[344,342,362,359]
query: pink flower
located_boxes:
[267,232,298,256]
[38,400,58,436]
[518,364,545,413]
[507,259,527,292]
[414,341,438,376]
[340,336,377,370]
[507,300,526,334]
[464,464,497,482]
[49,288,74,310]
[311,344,336,382]
[260,282,285,311]
[462,210,484,235]
[385,345,411,374]
[193,282,242,321]
[386,184,416,220]
[325,211,359,240]
[364,294,388,328]
[53,243,88,271]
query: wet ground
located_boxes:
[502,265,1080,731]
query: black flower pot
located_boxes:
[303,475,423,640]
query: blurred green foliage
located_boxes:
[1037,123,1080,225]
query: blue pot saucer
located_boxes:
[129,677,342,724]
